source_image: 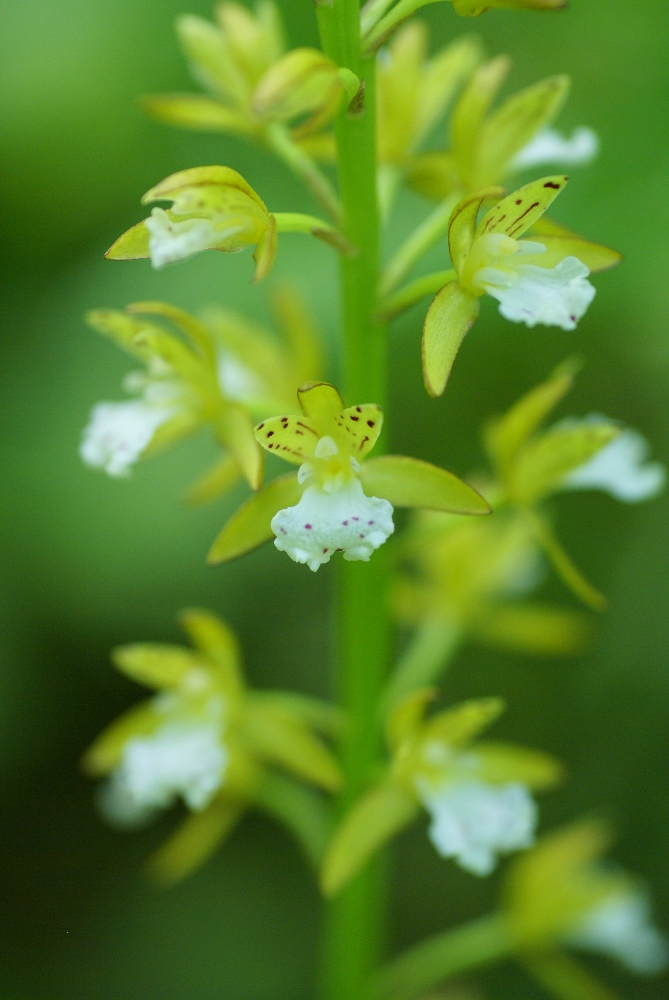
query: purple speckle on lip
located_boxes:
[304,524,312,530]
[342,520,348,526]
[368,520,374,525]
[280,527,287,534]
[352,516,359,522]
[359,534,365,539]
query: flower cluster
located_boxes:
[207,380,490,570]
[321,691,562,893]
[80,288,322,502]
[83,609,342,882]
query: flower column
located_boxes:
[316,2,388,998]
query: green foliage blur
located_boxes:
[0,0,668,996]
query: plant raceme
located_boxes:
[79,3,669,1000]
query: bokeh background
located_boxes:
[1,0,668,997]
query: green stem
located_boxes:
[266,122,343,225]
[379,195,458,298]
[378,270,455,321]
[317,2,389,998]
[372,913,511,1000]
[381,618,463,713]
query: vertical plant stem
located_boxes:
[317,2,388,998]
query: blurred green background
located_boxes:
[1,0,668,997]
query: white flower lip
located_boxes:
[80,399,174,477]
[418,778,537,876]
[567,890,669,975]
[511,126,599,171]
[271,478,394,572]
[481,256,596,331]
[563,425,666,502]
[145,207,243,269]
[101,722,229,827]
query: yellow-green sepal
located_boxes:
[142,165,267,214]
[207,471,302,564]
[85,308,155,359]
[473,603,590,657]
[418,697,504,749]
[175,14,247,105]
[252,48,343,133]
[422,280,480,397]
[504,820,613,949]
[253,212,277,281]
[183,454,243,507]
[449,187,506,273]
[477,75,570,183]
[359,455,490,515]
[81,702,159,776]
[529,216,622,273]
[474,742,564,790]
[140,94,255,135]
[475,175,568,241]
[111,643,204,689]
[126,300,217,365]
[451,56,510,183]
[386,688,436,752]
[105,221,150,260]
[320,782,418,897]
[147,794,245,885]
[179,608,243,697]
[484,357,580,474]
[509,420,619,505]
[252,770,334,868]
[243,697,342,792]
[214,403,264,490]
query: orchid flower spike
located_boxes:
[505,821,668,977]
[407,54,598,203]
[422,177,620,397]
[83,608,343,884]
[207,381,490,570]
[321,692,562,896]
[105,166,352,279]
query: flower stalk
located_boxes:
[317,1,389,997]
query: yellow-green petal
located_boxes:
[510,421,619,505]
[320,782,418,897]
[385,688,435,752]
[81,702,159,776]
[475,741,564,790]
[360,455,490,514]
[253,211,277,281]
[215,403,263,490]
[484,357,579,474]
[422,280,480,397]
[207,471,302,564]
[111,643,204,689]
[178,608,243,696]
[475,175,568,241]
[420,697,504,749]
[242,700,342,792]
[147,795,245,885]
[527,232,622,274]
[297,380,345,423]
[448,187,506,273]
[478,75,570,183]
[105,221,150,260]
[451,56,510,183]
[140,94,254,134]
